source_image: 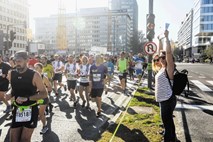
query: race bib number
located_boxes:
[0,69,2,76]
[67,73,76,80]
[93,74,101,82]
[80,76,89,82]
[15,107,32,122]
[108,67,111,72]
[118,72,123,76]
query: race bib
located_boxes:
[0,69,2,76]
[118,72,123,76]
[108,67,111,72]
[80,76,89,82]
[93,74,101,82]
[67,73,76,80]
[15,107,32,122]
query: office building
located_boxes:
[35,7,131,55]
[0,0,29,54]
[110,0,138,40]
[178,9,193,57]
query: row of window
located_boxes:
[200,15,213,21]
[0,16,26,27]
[201,7,213,13]
[202,0,213,4]
[13,43,26,48]
[0,0,28,11]
[0,24,25,34]
[200,24,213,30]
[0,6,27,19]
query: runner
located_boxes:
[41,56,54,83]
[0,54,11,113]
[103,55,114,94]
[28,53,38,69]
[52,54,66,96]
[34,63,52,134]
[64,55,78,107]
[133,53,145,84]
[5,51,48,142]
[117,52,128,94]
[78,56,90,108]
[90,55,108,117]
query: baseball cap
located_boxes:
[14,51,28,60]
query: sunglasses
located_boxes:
[160,56,166,60]
[153,58,159,62]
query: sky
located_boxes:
[28,0,194,41]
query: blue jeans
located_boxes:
[159,95,177,142]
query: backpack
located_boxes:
[165,69,188,95]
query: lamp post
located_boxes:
[113,16,116,56]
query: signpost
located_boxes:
[144,41,157,55]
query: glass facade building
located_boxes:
[35,8,131,54]
[192,0,213,55]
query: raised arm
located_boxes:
[165,30,174,79]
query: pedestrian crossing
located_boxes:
[190,80,212,92]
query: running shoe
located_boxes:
[3,105,11,113]
[40,126,49,134]
[82,100,86,108]
[64,85,67,91]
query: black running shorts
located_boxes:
[90,88,104,98]
[67,80,77,90]
[53,73,62,82]
[11,105,38,129]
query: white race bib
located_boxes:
[93,74,101,82]
[67,73,76,80]
[0,69,2,76]
[80,76,89,82]
[15,107,32,122]
[118,73,123,76]
[108,67,111,72]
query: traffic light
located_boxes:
[146,14,155,40]
[10,30,16,42]
[3,41,12,50]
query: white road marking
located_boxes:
[198,76,206,78]
[207,81,213,86]
[176,104,213,111]
[185,86,191,91]
[188,76,192,78]
[191,80,212,92]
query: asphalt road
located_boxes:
[174,63,213,142]
[0,76,136,142]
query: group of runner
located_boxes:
[0,51,147,141]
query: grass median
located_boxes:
[98,87,163,142]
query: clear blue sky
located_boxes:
[29,0,194,41]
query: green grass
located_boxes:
[98,88,163,142]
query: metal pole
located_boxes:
[75,0,78,54]
[148,0,154,89]
[113,17,115,56]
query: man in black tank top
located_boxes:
[5,51,48,142]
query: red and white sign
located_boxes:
[144,42,157,55]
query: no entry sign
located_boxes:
[144,42,157,55]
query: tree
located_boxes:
[205,45,213,58]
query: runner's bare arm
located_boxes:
[5,71,13,100]
[30,72,48,100]
[44,76,52,92]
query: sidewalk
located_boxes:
[0,76,136,142]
